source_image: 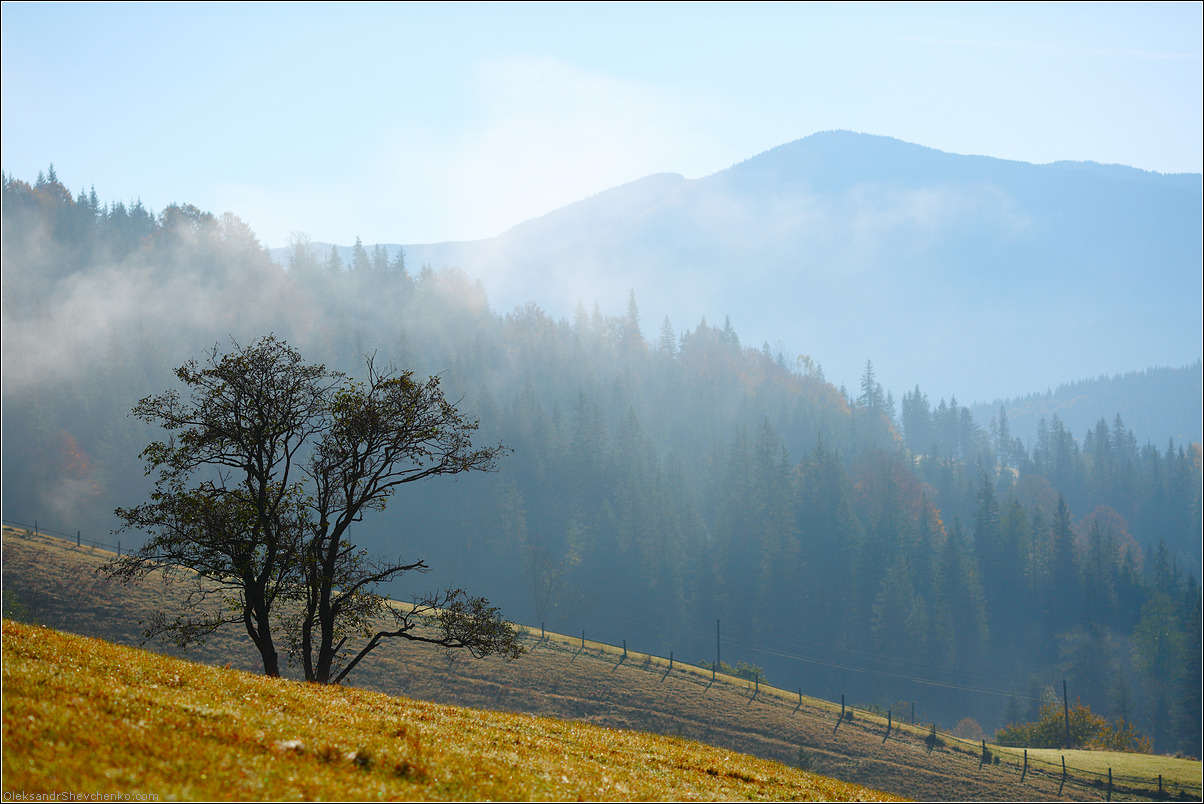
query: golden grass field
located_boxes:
[4,527,1201,801]
[993,745,1203,797]
[2,619,901,801]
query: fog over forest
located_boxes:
[2,147,1200,756]
[394,132,1202,408]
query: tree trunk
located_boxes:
[245,607,280,677]
[244,578,280,677]
[311,534,342,683]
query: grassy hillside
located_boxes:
[5,528,1199,801]
[2,619,901,801]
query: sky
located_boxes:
[2,2,1201,249]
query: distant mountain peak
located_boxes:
[393,132,1204,405]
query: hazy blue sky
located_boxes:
[3,2,1200,247]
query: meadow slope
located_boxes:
[2,619,904,801]
[5,529,1198,801]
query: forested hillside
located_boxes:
[402,131,1203,405]
[2,169,1200,755]
[970,364,1203,451]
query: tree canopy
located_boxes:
[104,336,521,682]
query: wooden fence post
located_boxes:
[77,530,81,547]
[715,619,720,680]
[883,710,891,744]
[1058,756,1066,795]
[1106,767,1112,801]
[1020,749,1027,783]
[978,739,989,769]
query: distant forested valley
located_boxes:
[2,170,1199,755]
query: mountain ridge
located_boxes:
[277,130,1201,409]
[971,360,1202,449]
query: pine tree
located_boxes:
[656,315,677,355]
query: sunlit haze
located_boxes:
[3,5,1203,768]
[3,2,1200,247]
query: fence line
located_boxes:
[521,627,1199,801]
[3,518,125,555]
[4,520,1199,801]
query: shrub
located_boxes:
[952,717,985,741]
[732,661,765,683]
[995,700,1150,752]
[1090,718,1153,754]
[695,660,767,684]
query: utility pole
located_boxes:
[1063,680,1071,747]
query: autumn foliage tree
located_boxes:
[995,700,1151,753]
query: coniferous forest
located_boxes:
[2,170,1200,755]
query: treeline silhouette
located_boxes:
[2,169,1198,755]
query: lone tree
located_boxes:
[105,335,522,682]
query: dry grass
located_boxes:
[2,619,901,801]
[994,746,1203,797]
[8,528,1195,801]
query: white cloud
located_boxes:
[378,56,727,244]
[200,56,730,249]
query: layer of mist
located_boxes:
[360,131,1201,405]
[4,157,1200,755]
